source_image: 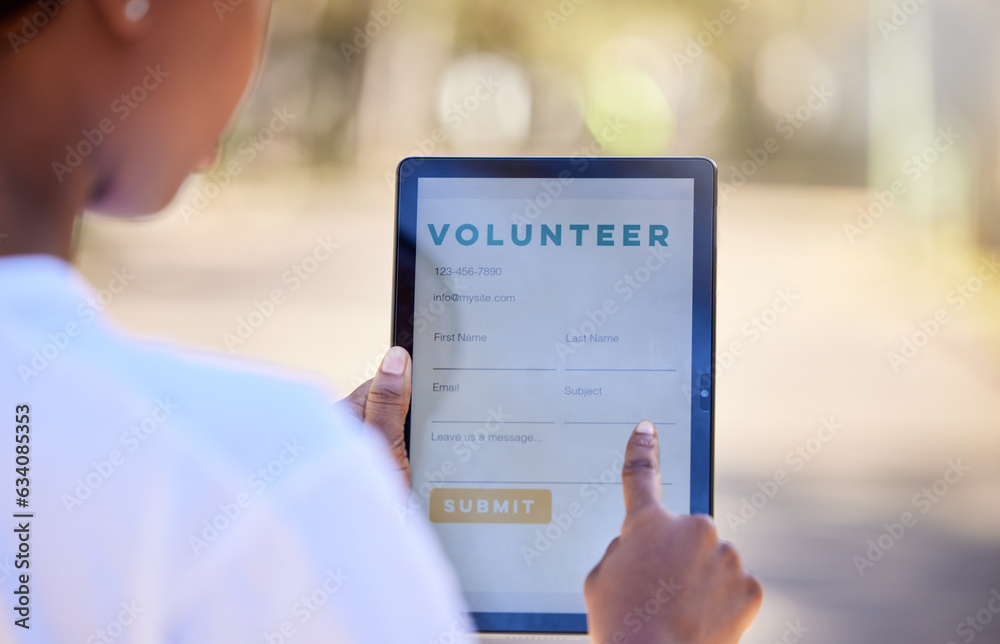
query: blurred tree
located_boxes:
[225,0,871,189]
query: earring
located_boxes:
[125,0,149,21]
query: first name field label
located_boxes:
[434,333,488,343]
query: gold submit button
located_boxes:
[429,488,552,524]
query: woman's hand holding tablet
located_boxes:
[347,346,763,643]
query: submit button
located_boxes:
[429,488,552,524]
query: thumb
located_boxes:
[365,346,412,475]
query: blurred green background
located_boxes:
[75,1,1000,642]
[225,0,997,237]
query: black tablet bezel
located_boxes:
[391,156,716,634]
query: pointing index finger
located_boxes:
[621,420,663,520]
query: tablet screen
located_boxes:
[394,159,715,632]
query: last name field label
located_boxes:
[564,333,620,344]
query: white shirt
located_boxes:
[0,255,474,644]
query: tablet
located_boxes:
[391,157,716,636]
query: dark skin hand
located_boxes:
[585,421,763,644]
[339,346,412,487]
[345,353,763,644]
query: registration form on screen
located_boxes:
[408,176,696,615]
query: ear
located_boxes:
[89,0,152,41]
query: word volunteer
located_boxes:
[426,223,670,247]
